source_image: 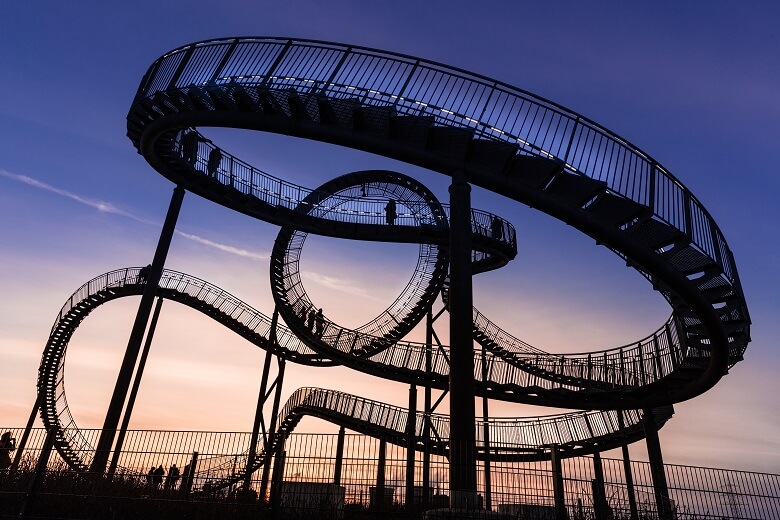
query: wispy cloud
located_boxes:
[0,168,270,261]
[174,231,269,261]
[301,271,380,300]
[0,169,153,224]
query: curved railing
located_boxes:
[134,37,745,309]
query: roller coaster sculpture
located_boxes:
[35,37,750,505]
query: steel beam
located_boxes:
[91,186,185,474]
[448,169,477,509]
[108,297,165,477]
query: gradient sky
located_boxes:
[1,2,779,473]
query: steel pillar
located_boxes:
[405,384,417,511]
[269,442,286,518]
[643,409,672,519]
[448,169,476,509]
[18,428,55,518]
[260,357,287,500]
[550,446,567,520]
[181,450,199,498]
[108,297,164,477]
[245,309,279,492]
[91,186,185,474]
[592,452,609,520]
[11,391,42,471]
[618,412,639,520]
[334,426,346,486]
[422,309,433,511]
[375,437,387,512]
[481,344,492,511]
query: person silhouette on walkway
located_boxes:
[490,216,503,240]
[385,198,397,225]
[180,130,204,168]
[153,465,165,489]
[165,464,180,490]
[307,309,316,332]
[207,148,222,178]
[146,466,155,487]
[0,432,16,471]
[315,308,324,337]
[137,264,151,285]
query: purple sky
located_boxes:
[1,2,779,472]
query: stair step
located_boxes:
[354,105,396,136]
[317,96,361,127]
[206,87,236,110]
[468,139,518,174]
[544,173,606,207]
[186,87,213,111]
[231,85,262,112]
[664,245,715,276]
[390,115,433,147]
[287,90,317,120]
[505,155,562,188]
[586,192,650,228]
[256,88,289,116]
[630,218,690,251]
[427,126,474,161]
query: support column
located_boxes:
[448,169,476,509]
[618,412,639,520]
[643,409,671,520]
[405,384,417,511]
[550,446,566,520]
[11,392,42,471]
[422,309,433,511]
[108,297,165,477]
[269,442,286,518]
[91,186,185,474]
[260,358,287,501]
[333,426,346,486]
[18,428,55,518]
[245,309,279,492]
[481,344,492,511]
[592,452,608,520]
[374,437,387,512]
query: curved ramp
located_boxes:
[127,37,750,408]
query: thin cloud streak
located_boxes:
[0,168,270,261]
[0,168,153,224]
[174,231,269,261]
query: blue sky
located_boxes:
[1,1,779,472]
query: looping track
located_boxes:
[37,37,749,472]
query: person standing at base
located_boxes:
[0,432,16,471]
[153,465,165,489]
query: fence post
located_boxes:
[374,437,387,512]
[643,409,672,519]
[550,445,567,520]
